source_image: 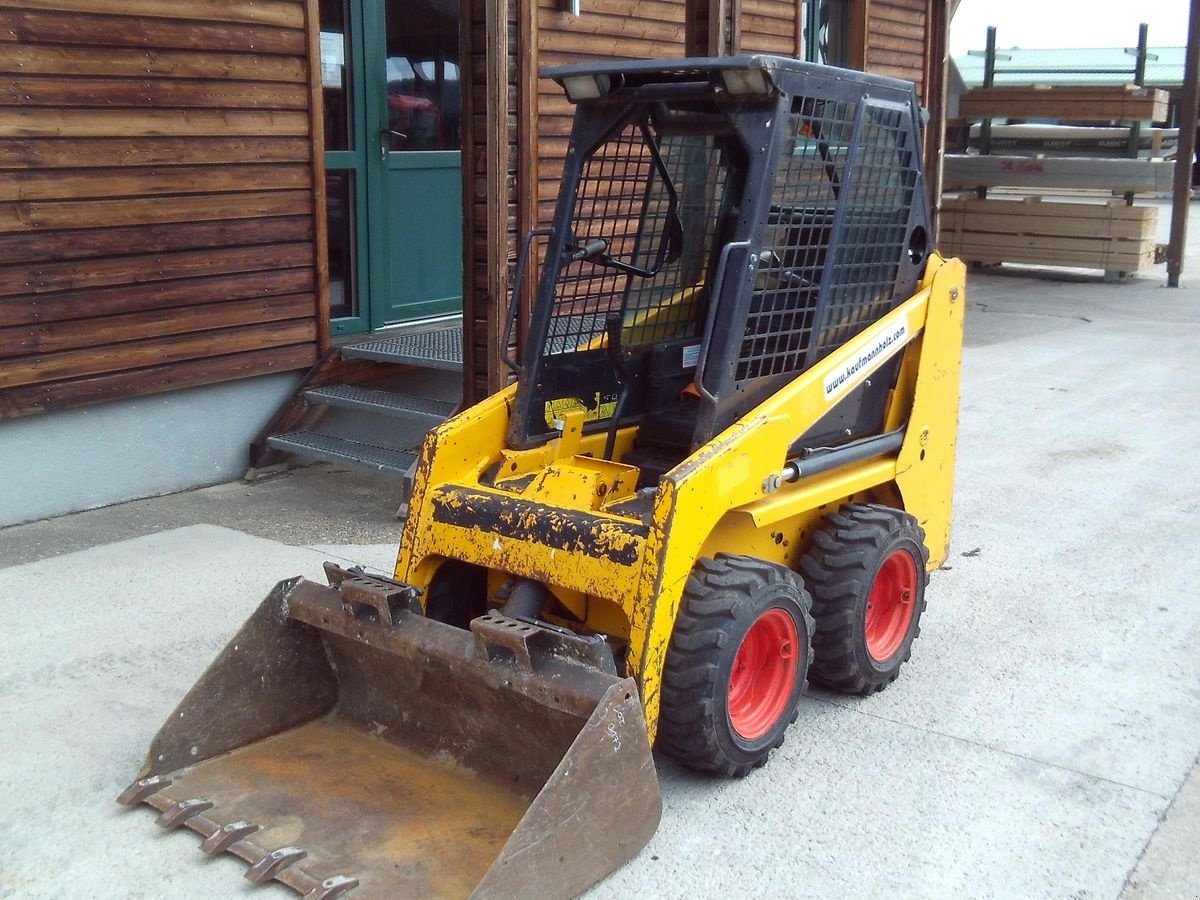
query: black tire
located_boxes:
[658,554,814,777]
[422,560,488,629]
[799,503,930,695]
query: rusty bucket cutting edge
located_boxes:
[118,572,662,899]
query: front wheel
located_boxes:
[799,503,930,695]
[658,555,814,777]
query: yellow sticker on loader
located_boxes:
[545,393,617,429]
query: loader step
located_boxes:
[340,327,463,371]
[304,384,456,421]
[266,431,415,475]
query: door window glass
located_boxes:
[384,0,461,151]
[326,172,357,319]
[320,0,353,150]
[804,0,848,66]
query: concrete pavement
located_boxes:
[1,245,1198,898]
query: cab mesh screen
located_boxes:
[542,117,733,357]
[736,97,919,382]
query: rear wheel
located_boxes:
[658,554,814,777]
[799,503,929,695]
[423,561,488,629]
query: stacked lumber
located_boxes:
[940,197,1158,275]
[959,85,1169,123]
[944,155,1175,194]
[965,124,1179,159]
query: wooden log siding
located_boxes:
[458,0,690,400]
[865,0,927,99]
[461,0,520,402]
[534,0,688,230]
[735,0,802,57]
[0,0,324,419]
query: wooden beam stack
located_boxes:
[944,155,1176,194]
[959,85,1170,123]
[940,196,1158,276]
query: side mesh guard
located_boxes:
[699,91,931,440]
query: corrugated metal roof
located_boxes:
[954,46,1185,88]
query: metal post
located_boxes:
[1167,0,1200,287]
[926,0,951,241]
[1126,22,1149,165]
[977,25,997,199]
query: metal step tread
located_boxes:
[340,326,463,371]
[305,384,456,420]
[267,431,416,475]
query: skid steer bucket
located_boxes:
[118,567,661,898]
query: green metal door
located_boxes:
[372,1,463,326]
[319,0,462,336]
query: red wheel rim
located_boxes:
[728,608,799,741]
[865,549,918,661]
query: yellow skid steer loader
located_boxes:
[121,56,965,898]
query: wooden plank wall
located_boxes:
[534,0,687,229]
[865,0,928,99]
[458,0,687,400]
[462,0,519,401]
[0,0,324,419]
[735,0,803,57]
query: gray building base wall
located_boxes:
[0,374,300,528]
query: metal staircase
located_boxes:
[252,324,463,486]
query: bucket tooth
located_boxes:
[199,820,260,855]
[116,775,172,806]
[155,798,213,829]
[245,846,308,884]
[301,875,359,900]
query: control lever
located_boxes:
[602,313,636,461]
[570,238,609,262]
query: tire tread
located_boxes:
[659,554,814,777]
[799,503,930,695]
